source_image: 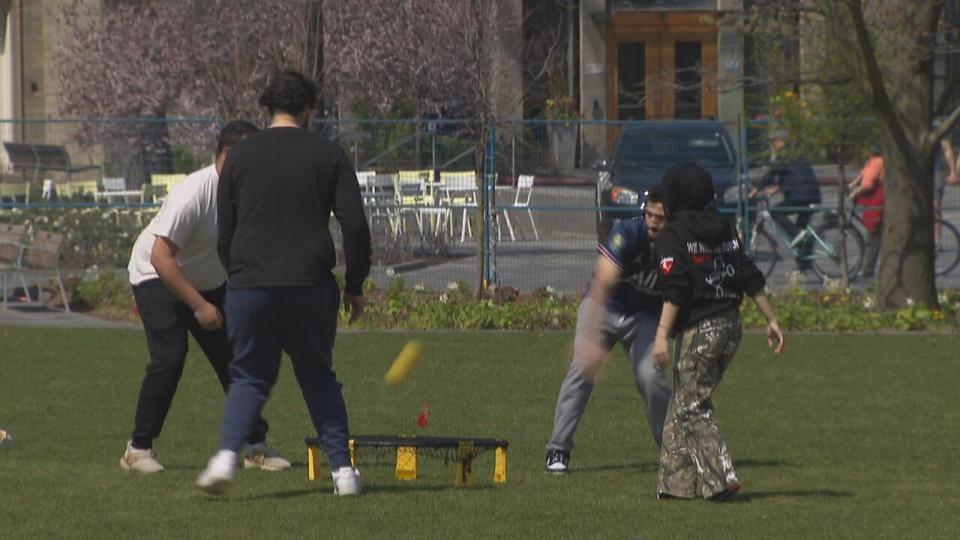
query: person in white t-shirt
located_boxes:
[120,121,290,474]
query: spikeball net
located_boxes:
[305,434,509,486]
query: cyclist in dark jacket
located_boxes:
[750,133,821,271]
[652,162,784,502]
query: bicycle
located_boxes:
[934,184,960,276]
[843,200,959,277]
[743,195,865,280]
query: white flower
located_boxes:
[862,295,876,310]
[446,281,459,291]
[385,268,396,276]
[938,292,949,305]
[545,285,556,295]
[439,292,449,304]
[906,297,915,307]
[414,283,425,292]
[822,277,843,293]
[102,212,111,220]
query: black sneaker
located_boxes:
[544,449,570,475]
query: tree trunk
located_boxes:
[877,149,938,308]
[840,0,942,309]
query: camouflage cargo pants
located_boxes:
[657,309,742,499]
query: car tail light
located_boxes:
[610,186,639,205]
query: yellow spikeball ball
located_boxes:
[385,339,424,387]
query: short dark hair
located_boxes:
[216,121,259,156]
[644,185,664,206]
[258,70,318,116]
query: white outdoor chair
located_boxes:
[439,171,477,243]
[95,177,129,203]
[499,174,539,242]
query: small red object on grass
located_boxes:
[417,403,429,428]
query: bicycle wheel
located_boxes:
[747,228,780,278]
[811,223,865,280]
[934,219,960,276]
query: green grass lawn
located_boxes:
[1,327,959,539]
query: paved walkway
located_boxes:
[0,302,138,330]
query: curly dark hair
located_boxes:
[644,184,664,206]
[216,120,259,155]
[258,70,318,116]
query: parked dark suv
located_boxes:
[596,121,741,241]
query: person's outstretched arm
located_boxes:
[751,292,784,354]
[578,255,622,381]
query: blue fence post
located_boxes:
[482,123,496,287]
[739,113,751,249]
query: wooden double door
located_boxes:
[606,12,719,122]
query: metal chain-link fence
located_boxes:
[2,117,959,290]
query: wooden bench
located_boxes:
[305,434,508,487]
[3,142,101,184]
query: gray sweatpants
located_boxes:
[546,298,671,452]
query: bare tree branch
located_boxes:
[931,102,960,143]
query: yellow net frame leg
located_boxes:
[494,446,507,484]
[455,441,475,487]
[395,446,417,480]
[307,442,321,481]
[349,439,357,467]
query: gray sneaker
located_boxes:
[119,441,164,474]
[243,442,291,471]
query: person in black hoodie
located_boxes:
[196,71,371,496]
[652,162,784,501]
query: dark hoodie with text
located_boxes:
[655,163,766,336]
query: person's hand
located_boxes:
[767,320,785,354]
[344,293,365,324]
[194,301,224,331]
[652,335,670,370]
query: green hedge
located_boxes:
[71,273,960,332]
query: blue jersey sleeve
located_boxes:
[598,218,646,270]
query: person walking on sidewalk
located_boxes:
[196,71,371,496]
[122,121,289,474]
[544,186,672,474]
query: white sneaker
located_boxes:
[331,466,362,496]
[243,442,292,471]
[195,450,238,495]
[119,441,164,473]
[0,429,12,449]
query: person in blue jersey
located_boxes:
[544,186,672,474]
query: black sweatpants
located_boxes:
[130,279,268,450]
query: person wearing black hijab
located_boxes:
[652,162,784,502]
